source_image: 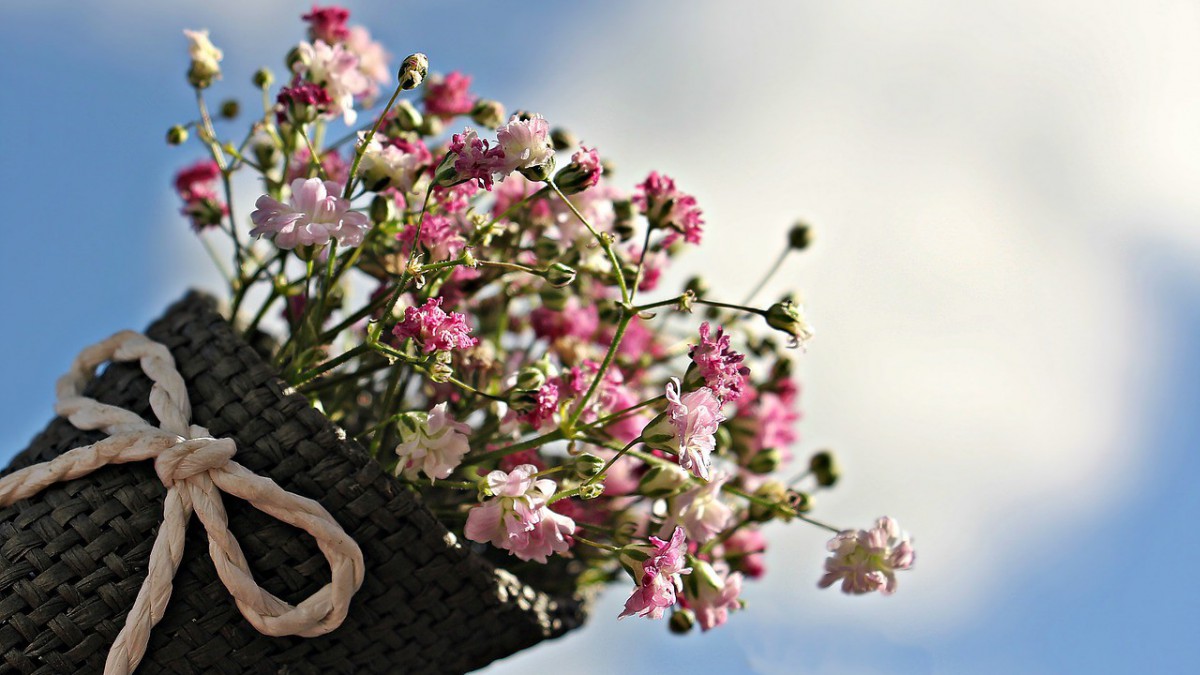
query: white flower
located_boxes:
[393,403,472,481]
[249,178,371,249]
[358,134,425,193]
[496,114,554,175]
[183,29,223,82]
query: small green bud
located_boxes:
[285,46,304,71]
[574,453,606,479]
[518,154,555,183]
[550,127,578,151]
[218,99,240,119]
[392,100,424,132]
[166,125,188,145]
[669,609,696,634]
[370,194,395,225]
[429,352,453,384]
[613,199,636,241]
[398,53,429,90]
[809,450,840,487]
[419,113,444,138]
[579,482,605,500]
[637,462,690,498]
[764,300,814,349]
[514,366,547,392]
[788,221,813,251]
[433,152,462,188]
[747,447,783,474]
[543,262,577,288]
[787,489,813,513]
[749,480,788,522]
[253,67,274,89]
[470,99,506,129]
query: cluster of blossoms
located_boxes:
[169,5,913,636]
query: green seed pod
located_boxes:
[809,450,840,487]
[470,99,506,129]
[764,300,814,348]
[166,125,188,145]
[788,221,813,251]
[219,99,240,120]
[669,609,696,634]
[253,67,274,89]
[543,262,577,288]
[574,453,606,479]
[550,127,578,151]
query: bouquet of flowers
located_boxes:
[170,4,914,638]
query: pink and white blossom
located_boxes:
[302,5,351,44]
[685,561,743,631]
[661,473,734,543]
[249,178,370,249]
[358,133,429,193]
[393,403,472,481]
[496,114,554,175]
[643,378,725,481]
[689,322,749,403]
[392,297,478,353]
[448,128,506,190]
[633,171,704,245]
[464,464,575,563]
[620,527,693,620]
[293,40,369,123]
[819,516,915,595]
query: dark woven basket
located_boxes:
[0,292,586,674]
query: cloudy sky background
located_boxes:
[2,1,1198,673]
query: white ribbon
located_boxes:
[0,331,365,674]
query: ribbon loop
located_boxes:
[0,332,365,675]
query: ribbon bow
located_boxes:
[0,331,365,674]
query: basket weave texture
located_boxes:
[0,292,585,674]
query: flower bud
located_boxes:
[640,412,675,451]
[370,194,394,225]
[550,127,578,151]
[574,453,606,479]
[391,100,424,132]
[554,150,602,196]
[513,366,547,392]
[747,447,782,475]
[418,113,444,138]
[253,67,274,89]
[809,450,840,487]
[637,462,689,498]
[166,125,189,145]
[613,199,636,241]
[543,262,577,288]
[429,352,453,383]
[518,154,556,183]
[579,482,605,500]
[398,53,429,90]
[669,609,696,634]
[787,489,813,513]
[539,285,570,312]
[184,29,223,89]
[470,99,506,129]
[433,152,463,188]
[764,300,814,349]
[749,480,788,522]
[219,99,239,119]
[788,221,813,251]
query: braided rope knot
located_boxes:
[0,331,365,675]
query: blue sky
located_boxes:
[2,2,1199,673]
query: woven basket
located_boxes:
[0,292,586,674]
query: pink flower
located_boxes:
[819,516,915,595]
[633,171,704,245]
[393,403,472,481]
[250,178,369,249]
[530,297,599,342]
[464,464,575,563]
[690,323,749,403]
[302,5,351,44]
[424,71,477,118]
[346,26,391,95]
[275,80,334,125]
[174,159,221,202]
[643,378,725,481]
[286,145,349,185]
[433,181,478,214]
[753,390,800,457]
[397,213,466,261]
[661,473,734,543]
[448,128,506,190]
[293,40,369,123]
[358,133,429,193]
[722,528,767,579]
[496,114,554,175]
[685,561,743,631]
[392,297,479,353]
[620,527,693,620]
[517,382,560,432]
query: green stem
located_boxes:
[344,82,405,199]
[568,311,631,428]
[547,180,629,303]
[584,436,641,487]
[294,343,372,387]
[741,248,790,305]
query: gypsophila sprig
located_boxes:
[167,3,913,638]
